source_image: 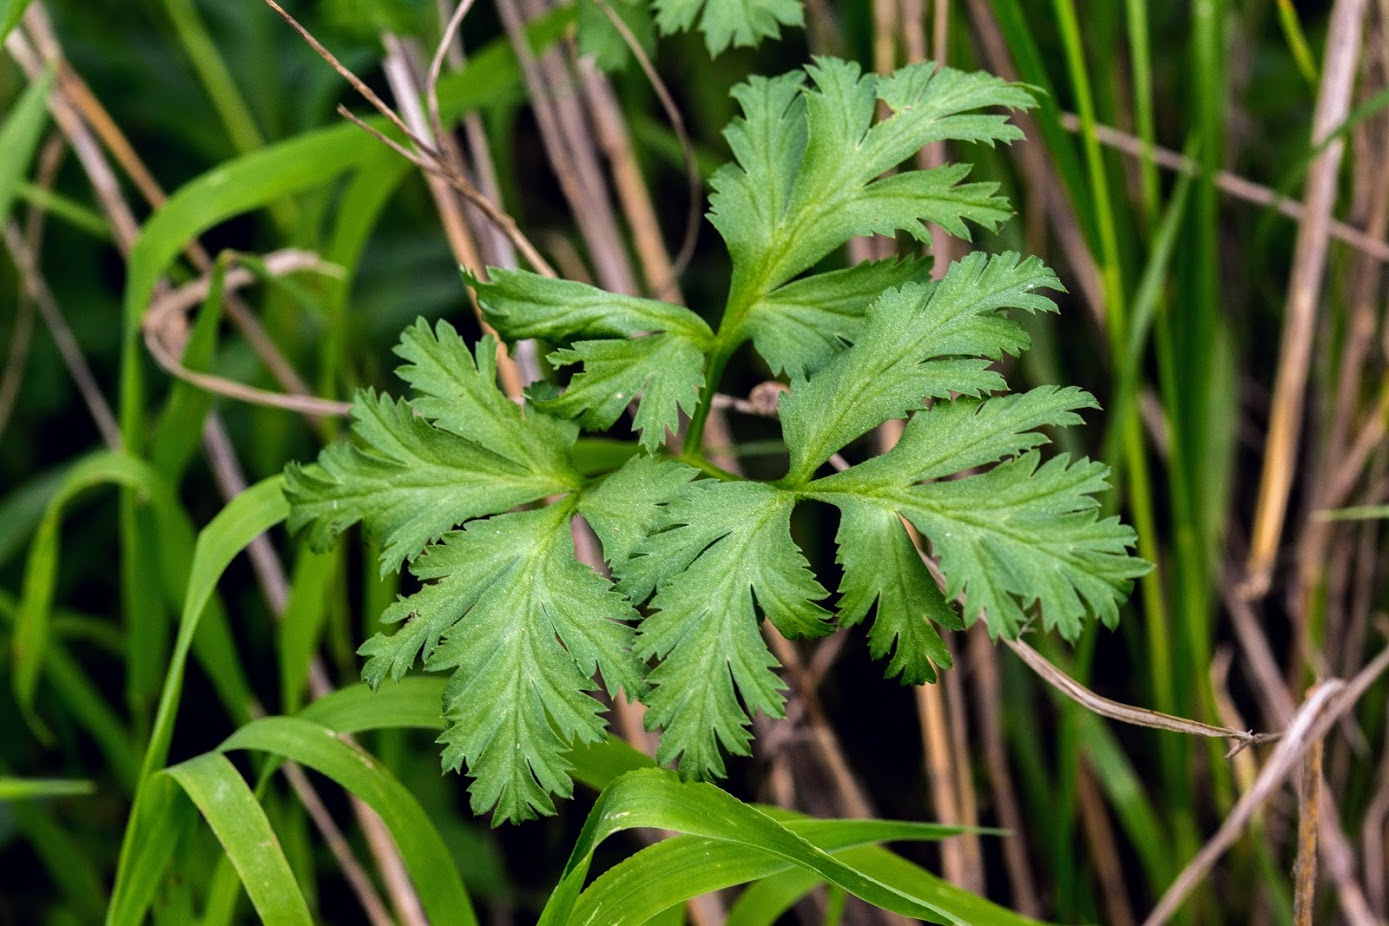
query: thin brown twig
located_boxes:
[6,25,138,251]
[0,130,61,442]
[380,35,527,397]
[1143,680,1348,926]
[1078,762,1137,926]
[18,9,404,921]
[263,0,556,278]
[1362,705,1389,913]
[426,0,479,153]
[16,9,321,412]
[1003,637,1277,754]
[2,222,122,449]
[966,625,1042,917]
[141,251,354,418]
[1222,564,1379,921]
[333,104,556,278]
[51,59,318,404]
[497,0,635,294]
[1055,111,1389,265]
[278,761,395,926]
[201,420,393,923]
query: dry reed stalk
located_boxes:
[21,7,430,917]
[967,625,1042,917]
[1077,762,1137,926]
[1221,579,1384,924]
[20,5,323,412]
[1292,735,1323,925]
[496,0,635,295]
[1245,0,1370,599]
[1362,708,1389,914]
[1051,111,1389,265]
[380,34,528,396]
[201,416,407,925]
[140,251,355,418]
[1292,24,1389,708]
[1143,681,1348,925]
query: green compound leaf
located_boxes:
[578,455,700,566]
[746,258,931,378]
[285,324,579,574]
[651,0,803,55]
[362,500,648,823]
[833,499,958,686]
[711,58,1035,368]
[395,318,577,476]
[469,269,714,450]
[780,252,1062,484]
[469,268,713,343]
[544,335,706,450]
[284,390,574,575]
[617,481,831,779]
[811,386,1112,678]
[811,449,1144,644]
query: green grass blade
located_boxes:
[983,0,1097,248]
[0,0,33,40]
[726,841,1050,926]
[164,753,312,926]
[0,66,54,225]
[218,715,477,926]
[0,777,95,800]
[6,791,108,921]
[106,775,196,926]
[296,676,447,733]
[541,769,1010,925]
[140,475,288,781]
[571,819,984,926]
[109,477,288,920]
[0,465,70,568]
[1274,0,1318,85]
[156,0,265,156]
[13,181,111,238]
[0,590,139,787]
[12,452,179,726]
[277,545,337,713]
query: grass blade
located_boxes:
[541,769,1019,925]
[218,715,477,926]
[571,818,992,926]
[0,777,95,800]
[164,753,313,926]
[0,65,53,225]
